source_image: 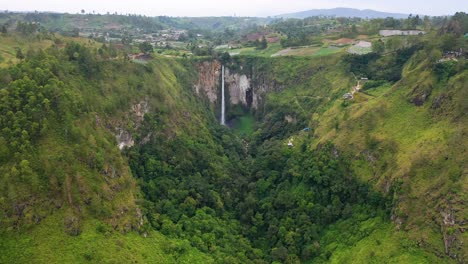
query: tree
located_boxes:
[255,36,268,50]
[372,39,385,54]
[220,52,231,64]
[1,25,7,34]
[452,12,468,34]
[412,15,422,28]
[271,246,288,262]
[71,28,79,37]
[121,34,133,46]
[139,41,154,54]
[254,39,260,48]
[383,17,397,28]
[405,14,413,28]
[260,36,268,50]
[81,9,85,14]
[423,16,432,31]
[386,37,403,51]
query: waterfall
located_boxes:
[221,65,226,125]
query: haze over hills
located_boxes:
[0,7,466,264]
[2,0,465,17]
[276,7,413,19]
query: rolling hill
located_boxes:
[276,7,411,19]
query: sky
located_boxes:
[1,0,466,17]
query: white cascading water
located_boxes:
[221,65,226,125]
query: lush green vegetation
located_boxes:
[233,113,256,135]
[0,38,217,262]
[127,39,466,262]
[227,43,285,57]
[0,212,211,263]
[0,11,466,264]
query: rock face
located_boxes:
[408,82,433,106]
[115,99,150,150]
[132,100,149,123]
[116,129,134,150]
[225,68,251,107]
[194,60,279,111]
[194,60,222,104]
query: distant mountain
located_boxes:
[275,7,411,19]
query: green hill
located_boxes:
[0,40,217,262]
[0,12,467,263]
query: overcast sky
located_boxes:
[1,0,466,17]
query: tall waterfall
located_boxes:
[221,65,226,125]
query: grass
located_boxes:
[225,43,344,58]
[232,113,255,135]
[272,46,320,56]
[0,212,212,264]
[311,66,466,259]
[0,35,54,67]
[226,42,284,57]
[323,216,451,264]
[259,52,466,261]
[362,82,392,97]
[271,46,343,57]
[311,47,343,57]
[0,34,101,67]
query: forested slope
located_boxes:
[246,33,467,262]
[0,42,214,263]
[0,27,466,263]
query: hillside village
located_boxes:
[1,11,454,59]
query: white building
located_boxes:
[379,30,426,37]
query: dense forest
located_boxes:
[0,10,467,264]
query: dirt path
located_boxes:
[351,80,362,95]
[292,95,329,112]
[294,97,306,112]
[271,48,292,57]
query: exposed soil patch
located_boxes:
[334,38,354,44]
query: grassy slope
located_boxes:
[322,217,448,264]
[316,60,466,260]
[0,35,54,66]
[250,52,465,262]
[0,212,211,264]
[0,34,101,67]
[0,39,215,262]
[225,42,284,57]
[0,13,152,32]
[226,43,344,58]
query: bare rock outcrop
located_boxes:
[193,60,280,111]
[194,60,221,104]
[115,99,150,150]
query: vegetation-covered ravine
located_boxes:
[0,12,467,264]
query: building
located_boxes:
[379,30,426,37]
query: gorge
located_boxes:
[0,23,466,263]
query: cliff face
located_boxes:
[194,60,280,111]
[114,99,150,150]
[194,60,221,104]
[225,68,251,107]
